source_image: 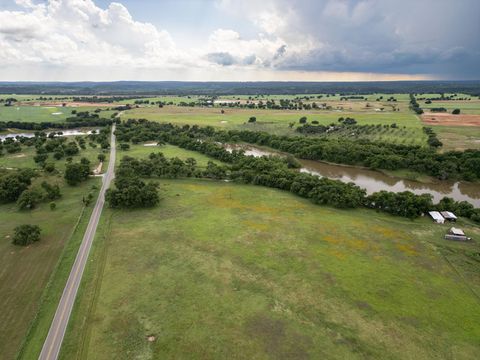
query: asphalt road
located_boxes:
[38,124,116,360]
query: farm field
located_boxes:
[421,100,480,115]
[434,126,480,151]
[121,106,427,145]
[0,175,102,360]
[0,137,110,359]
[61,179,480,359]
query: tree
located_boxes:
[119,143,130,151]
[50,202,56,211]
[452,108,461,114]
[299,116,307,124]
[64,162,90,185]
[248,116,256,123]
[17,189,42,210]
[41,181,61,200]
[98,153,106,162]
[12,224,41,246]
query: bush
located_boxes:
[452,108,461,115]
[12,224,41,246]
[17,189,42,210]
[248,116,256,123]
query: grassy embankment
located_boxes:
[61,176,480,359]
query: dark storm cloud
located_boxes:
[268,0,480,78]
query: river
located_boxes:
[226,144,480,207]
[0,129,99,141]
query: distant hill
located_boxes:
[0,80,479,96]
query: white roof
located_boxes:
[429,211,444,221]
[450,227,465,236]
[441,211,457,219]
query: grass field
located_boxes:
[0,175,102,360]
[117,143,222,167]
[422,100,480,115]
[0,105,115,123]
[61,179,480,359]
[0,136,108,172]
[0,137,110,359]
[435,126,480,151]
[120,105,427,145]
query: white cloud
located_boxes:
[0,0,477,80]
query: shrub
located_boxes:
[12,224,41,246]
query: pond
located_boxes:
[225,144,480,207]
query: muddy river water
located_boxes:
[226,144,480,207]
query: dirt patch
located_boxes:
[421,113,480,127]
[93,162,103,175]
[9,153,26,158]
[146,335,156,342]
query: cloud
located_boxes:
[216,0,480,78]
[0,0,478,80]
[205,52,235,66]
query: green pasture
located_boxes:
[61,179,480,359]
[0,174,102,360]
[0,105,115,123]
[117,143,222,167]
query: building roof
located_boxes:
[449,227,465,236]
[429,211,444,221]
[441,211,457,219]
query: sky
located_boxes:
[0,0,478,81]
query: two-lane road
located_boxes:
[39,124,116,360]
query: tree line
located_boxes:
[112,120,480,222]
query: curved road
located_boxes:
[39,124,116,360]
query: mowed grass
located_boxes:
[0,174,102,360]
[62,179,480,359]
[117,143,222,167]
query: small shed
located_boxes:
[445,227,469,241]
[429,211,445,224]
[441,211,457,222]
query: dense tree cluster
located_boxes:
[64,160,90,185]
[409,94,423,114]
[423,127,442,148]
[112,120,480,222]
[106,165,159,208]
[114,120,480,181]
[0,169,36,203]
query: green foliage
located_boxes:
[12,224,41,246]
[17,189,42,210]
[0,169,36,203]
[452,108,461,114]
[64,162,90,185]
[106,166,159,208]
